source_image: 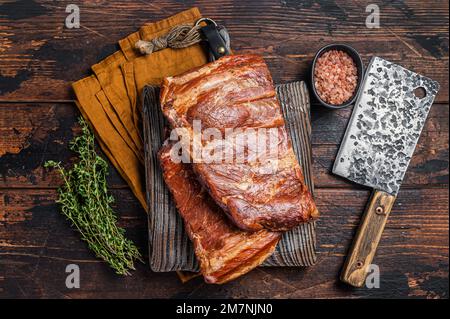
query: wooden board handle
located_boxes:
[340,190,396,287]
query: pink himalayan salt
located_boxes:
[314,49,358,105]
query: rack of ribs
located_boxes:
[160,54,318,232]
[159,143,280,284]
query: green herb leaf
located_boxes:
[45,117,142,275]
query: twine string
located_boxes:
[135,24,203,55]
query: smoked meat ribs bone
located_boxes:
[160,55,319,232]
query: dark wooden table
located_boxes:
[0,0,448,299]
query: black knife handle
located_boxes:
[200,24,230,60]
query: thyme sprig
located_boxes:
[45,117,142,275]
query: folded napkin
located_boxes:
[72,8,207,210]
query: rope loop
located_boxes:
[135,24,202,55]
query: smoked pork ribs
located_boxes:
[159,143,280,284]
[160,54,318,232]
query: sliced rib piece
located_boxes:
[160,54,318,232]
[159,143,280,284]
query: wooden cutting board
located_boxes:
[142,81,317,272]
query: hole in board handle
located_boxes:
[414,87,427,99]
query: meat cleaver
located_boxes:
[333,57,440,287]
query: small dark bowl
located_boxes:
[310,44,364,109]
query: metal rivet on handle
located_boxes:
[376,206,385,215]
[356,260,364,268]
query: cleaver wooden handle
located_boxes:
[341,190,396,287]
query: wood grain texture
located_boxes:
[0,103,447,298]
[341,190,397,287]
[0,187,447,298]
[0,0,448,299]
[0,103,447,189]
[0,0,448,102]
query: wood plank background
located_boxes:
[0,0,448,298]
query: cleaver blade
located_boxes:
[333,56,440,195]
[333,57,439,287]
